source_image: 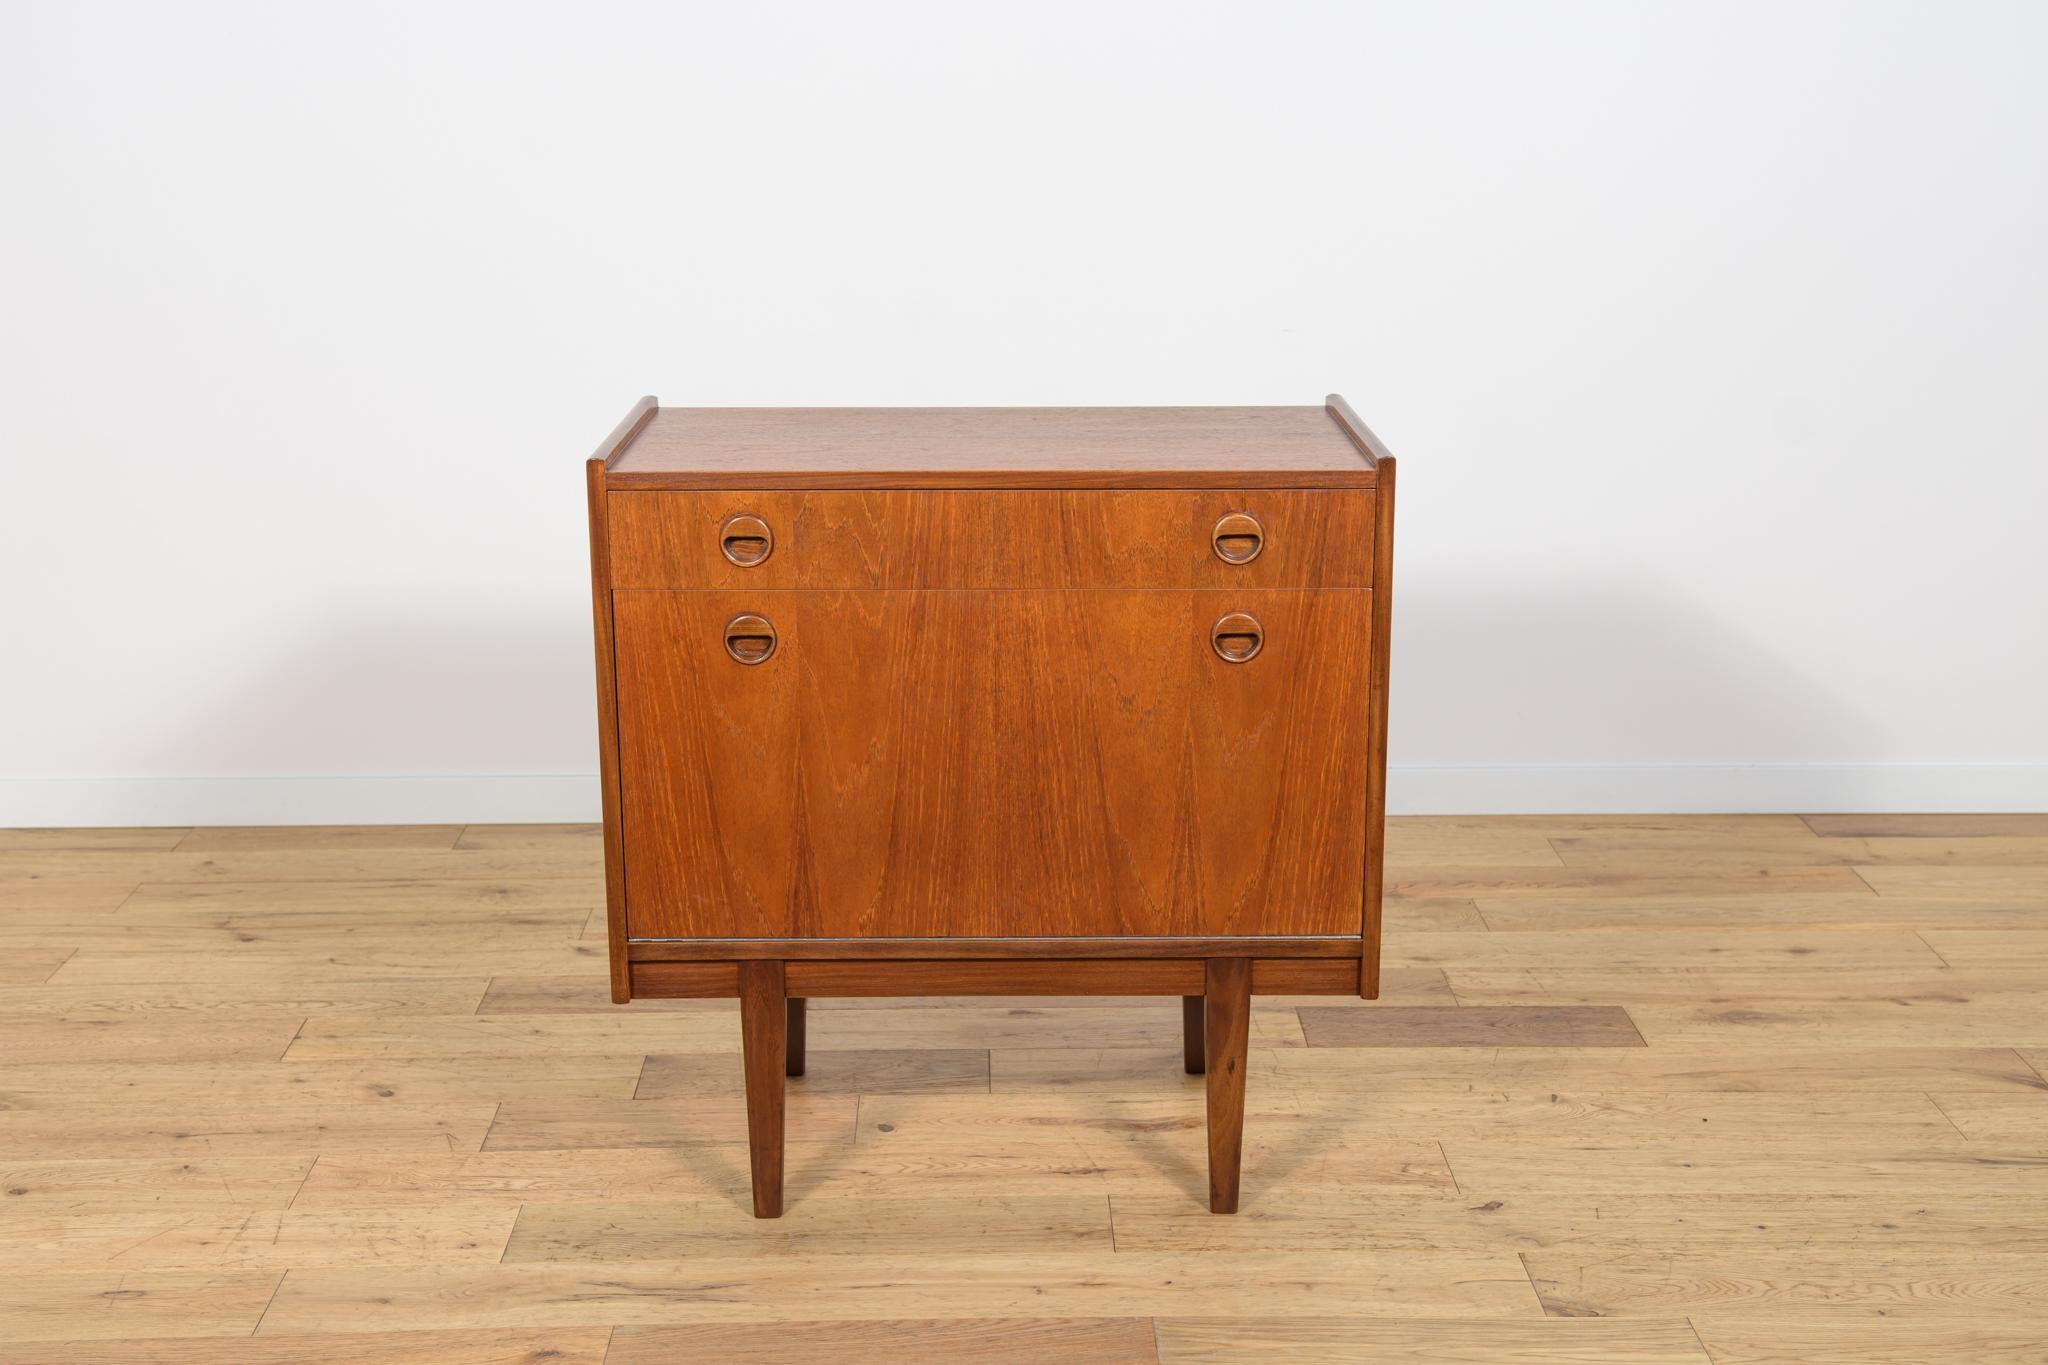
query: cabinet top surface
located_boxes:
[604,405,1380,489]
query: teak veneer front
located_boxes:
[586,397,1397,1215]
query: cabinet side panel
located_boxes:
[586,458,631,1001]
[1361,458,1396,997]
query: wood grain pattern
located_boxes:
[625,961,739,997]
[738,960,787,1217]
[1154,1315,1710,1363]
[1803,813,2048,837]
[0,1328,613,1364]
[608,1318,1158,1364]
[614,588,1370,940]
[19,819,2046,1359]
[502,1195,1113,1261]
[606,406,1377,489]
[1298,1005,1648,1048]
[608,489,1374,589]
[1203,958,1252,1214]
[636,1049,991,1097]
[786,960,1201,995]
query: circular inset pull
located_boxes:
[723,613,777,665]
[1212,511,1264,565]
[720,513,773,567]
[1211,611,1264,663]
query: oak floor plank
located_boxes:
[0,1204,520,1272]
[607,1317,1158,1364]
[995,1044,2047,1094]
[636,1048,991,1097]
[0,849,605,883]
[0,1270,282,1342]
[1153,1315,1713,1363]
[1382,824,1569,867]
[1688,1315,2048,1363]
[1919,930,2048,972]
[1442,966,2038,1005]
[1441,1143,2048,1198]
[2,1015,307,1065]
[0,947,76,984]
[1113,1188,2048,1255]
[1549,832,2048,869]
[1804,813,2048,837]
[0,879,137,913]
[503,1195,1113,1261]
[295,1131,1457,1207]
[482,1095,859,1151]
[1623,998,2048,1047]
[281,1006,1302,1060]
[1926,1091,2048,1141]
[115,877,601,914]
[49,942,611,984]
[173,826,464,852]
[0,1056,646,1107]
[454,823,604,853]
[1391,928,1946,972]
[1857,864,2048,898]
[1298,1005,1646,1048]
[864,1089,1958,1151]
[0,978,491,1017]
[476,975,722,1013]
[1472,892,2048,931]
[0,1327,611,1364]
[0,828,187,851]
[1383,897,1491,931]
[0,1155,314,1213]
[1524,1247,2048,1317]
[256,1253,1538,1332]
[0,1100,499,1160]
[1391,864,1870,900]
[1401,815,1810,835]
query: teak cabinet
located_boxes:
[586,399,1397,1216]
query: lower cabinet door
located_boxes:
[613,589,1371,940]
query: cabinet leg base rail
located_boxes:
[730,956,1259,1217]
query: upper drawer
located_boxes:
[608,490,1376,589]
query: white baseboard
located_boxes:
[1,765,2044,827]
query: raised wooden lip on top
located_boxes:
[595,399,1383,489]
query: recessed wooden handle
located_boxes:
[1211,612,1263,663]
[720,513,774,567]
[1211,511,1264,565]
[724,613,777,665]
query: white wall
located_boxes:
[3,0,2045,824]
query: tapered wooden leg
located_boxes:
[1203,958,1251,1214]
[786,997,807,1077]
[1182,995,1205,1074]
[738,960,786,1218]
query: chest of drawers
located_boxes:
[585,398,1397,1215]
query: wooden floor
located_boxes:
[2,815,2047,1363]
